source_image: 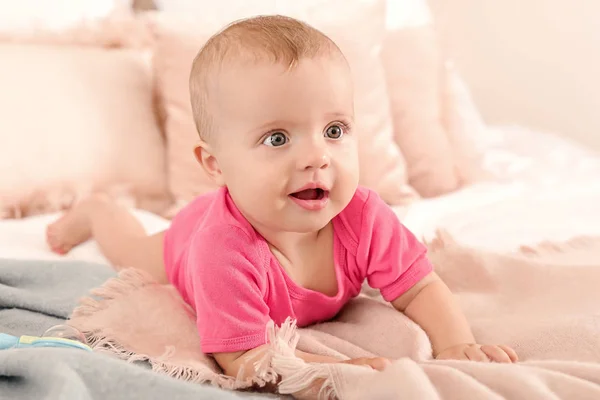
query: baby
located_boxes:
[47,15,517,380]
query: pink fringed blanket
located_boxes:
[68,232,600,399]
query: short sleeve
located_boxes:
[188,225,270,354]
[359,191,434,302]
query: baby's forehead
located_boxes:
[215,52,347,78]
[215,55,351,94]
[210,58,354,125]
[194,49,350,117]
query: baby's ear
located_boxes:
[194,141,225,186]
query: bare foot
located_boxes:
[46,194,109,255]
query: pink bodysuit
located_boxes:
[164,186,433,354]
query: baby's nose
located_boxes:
[298,143,331,170]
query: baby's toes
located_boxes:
[48,240,68,255]
[46,226,57,246]
[46,223,67,254]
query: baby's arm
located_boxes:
[214,346,388,396]
[391,272,518,363]
[214,346,337,379]
[214,346,389,381]
[355,190,517,363]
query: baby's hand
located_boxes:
[436,344,518,363]
[340,357,391,371]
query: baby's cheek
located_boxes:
[338,147,360,176]
[338,158,360,187]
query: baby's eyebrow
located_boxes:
[324,112,354,122]
[250,120,291,134]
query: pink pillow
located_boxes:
[147,15,218,216]
[382,26,460,197]
[442,63,490,184]
[147,2,415,213]
[0,43,169,218]
[381,3,485,197]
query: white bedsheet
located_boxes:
[402,179,600,251]
[402,126,600,251]
[1,126,598,264]
[0,209,170,265]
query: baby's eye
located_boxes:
[263,132,288,147]
[325,124,344,139]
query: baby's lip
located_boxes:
[288,189,330,211]
[289,182,329,194]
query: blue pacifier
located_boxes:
[0,324,92,352]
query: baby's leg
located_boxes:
[46,194,167,283]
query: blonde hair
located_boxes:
[189,15,345,140]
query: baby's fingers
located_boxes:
[368,357,392,371]
[498,345,519,363]
[480,345,511,363]
[465,346,490,362]
[342,357,391,371]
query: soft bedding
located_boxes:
[402,126,600,250]
[67,232,600,399]
[0,258,270,400]
[0,209,169,264]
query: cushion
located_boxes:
[381,0,486,197]
[0,43,169,218]
[0,5,152,49]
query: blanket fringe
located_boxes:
[426,229,600,260]
[91,268,157,299]
[69,268,256,391]
[70,268,158,320]
[254,318,339,399]
[85,331,242,389]
[519,236,600,256]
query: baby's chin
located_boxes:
[282,222,331,235]
[280,208,340,234]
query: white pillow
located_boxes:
[0,0,130,32]
[385,0,432,29]
[154,0,275,18]
[0,43,168,218]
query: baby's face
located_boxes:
[208,56,359,234]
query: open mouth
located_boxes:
[290,188,327,201]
